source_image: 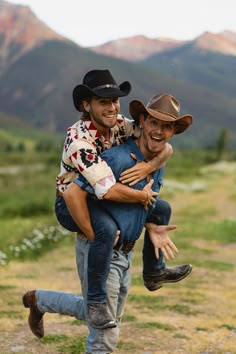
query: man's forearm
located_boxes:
[149,143,173,171]
[103,182,148,203]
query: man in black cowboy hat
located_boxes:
[22,70,190,347]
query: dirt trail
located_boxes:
[1,247,235,353]
[1,172,236,353]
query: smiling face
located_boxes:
[83,96,120,136]
[138,114,176,160]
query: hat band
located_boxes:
[93,84,118,90]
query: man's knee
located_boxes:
[158,199,171,218]
[151,199,172,225]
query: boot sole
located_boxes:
[89,321,117,330]
[145,265,193,291]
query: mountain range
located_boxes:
[0,0,236,148]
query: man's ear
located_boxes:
[82,100,90,112]
[172,125,178,136]
[139,114,145,128]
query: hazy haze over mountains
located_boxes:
[89,31,236,61]
[0,0,236,148]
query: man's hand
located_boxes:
[114,230,120,246]
[143,179,158,210]
[145,223,178,260]
[119,154,153,186]
[119,143,173,186]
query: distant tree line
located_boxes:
[0,140,62,153]
[0,129,234,162]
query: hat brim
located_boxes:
[73,81,131,112]
[129,100,192,134]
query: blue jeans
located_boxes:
[55,196,117,303]
[55,196,170,303]
[143,198,172,274]
[36,236,131,353]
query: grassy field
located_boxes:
[0,150,236,353]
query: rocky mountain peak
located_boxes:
[0,0,66,71]
[89,35,187,61]
[194,31,236,56]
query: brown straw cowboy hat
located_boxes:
[129,93,193,134]
[73,69,132,111]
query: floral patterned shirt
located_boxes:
[56,114,139,199]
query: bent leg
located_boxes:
[143,199,172,273]
[23,235,88,339]
[87,198,118,304]
[37,290,85,320]
[55,196,82,232]
[142,199,192,291]
[56,195,118,304]
[35,235,90,321]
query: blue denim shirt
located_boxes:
[74,137,164,243]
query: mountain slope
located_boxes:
[142,41,236,100]
[0,0,66,74]
[0,0,236,148]
[0,38,236,148]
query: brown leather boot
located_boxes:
[22,290,44,338]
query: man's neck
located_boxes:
[136,138,157,162]
[104,130,111,141]
[90,118,111,138]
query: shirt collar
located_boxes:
[83,119,102,140]
[82,118,116,150]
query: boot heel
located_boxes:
[22,294,29,308]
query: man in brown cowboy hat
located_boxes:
[58,91,193,352]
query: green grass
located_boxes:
[0,124,64,155]
[0,216,56,247]
[175,220,236,244]
[0,225,71,264]
[175,204,218,221]
[0,165,57,218]
[181,292,206,304]
[166,304,199,315]
[128,294,166,311]
[196,327,208,331]
[0,285,16,290]
[0,310,23,319]
[40,334,86,354]
[41,334,68,343]
[135,321,175,330]
[122,314,137,322]
[116,340,136,351]
[129,273,143,286]
[0,146,235,270]
[220,324,236,331]
[193,260,234,271]
[57,337,86,353]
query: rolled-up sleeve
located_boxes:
[74,175,95,195]
[68,139,116,199]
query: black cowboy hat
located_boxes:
[73,69,132,111]
[129,93,193,134]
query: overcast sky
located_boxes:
[8,0,236,47]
